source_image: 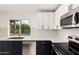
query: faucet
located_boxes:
[18,34,21,37]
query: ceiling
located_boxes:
[0,4,60,12]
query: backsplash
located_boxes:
[0,28,8,37]
[31,28,79,42]
[1,24,79,42]
[31,28,58,38]
[57,29,79,42]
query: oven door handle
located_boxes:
[52,45,62,55]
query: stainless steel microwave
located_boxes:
[60,9,79,28]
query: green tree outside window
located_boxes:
[10,20,30,36]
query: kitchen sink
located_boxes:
[8,37,24,39]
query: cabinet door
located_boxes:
[31,13,43,29]
[42,12,49,29]
[37,12,55,29]
[37,13,43,29]
[71,4,79,10]
[31,13,38,29]
[0,41,22,55]
[0,41,13,55]
[48,12,55,29]
[36,41,52,55]
[0,41,2,55]
[12,41,22,55]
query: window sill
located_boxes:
[9,35,31,38]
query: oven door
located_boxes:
[69,41,79,54]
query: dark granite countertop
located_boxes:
[53,43,75,55]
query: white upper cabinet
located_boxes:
[31,13,42,29]
[55,4,69,29]
[48,12,55,29]
[37,12,55,29]
[42,12,55,29]
[42,12,48,29]
[37,12,44,29]
[71,4,79,10]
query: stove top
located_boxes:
[53,43,75,55]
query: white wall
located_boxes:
[0,11,34,37]
[57,29,79,42]
[0,11,58,40]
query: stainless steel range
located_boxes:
[68,35,79,54]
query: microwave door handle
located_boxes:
[74,12,79,24]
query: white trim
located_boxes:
[61,24,75,28]
[8,20,10,36]
[61,24,79,28]
[75,23,79,27]
[69,39,79,43]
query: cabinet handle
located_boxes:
[48,26,49,29]
[56,25,58,29]
[42,26,44,29]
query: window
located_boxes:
[10,20,30,36]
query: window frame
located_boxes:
[8,19,31,37]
